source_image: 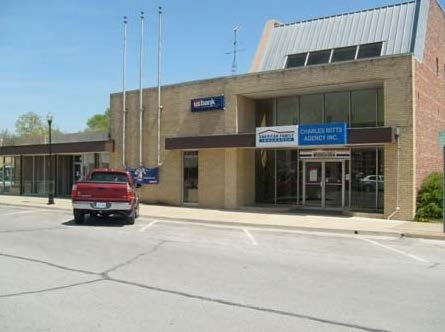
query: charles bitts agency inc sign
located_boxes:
[191,95,225,112]
[256,123,348,148]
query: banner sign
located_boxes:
[256,126,298,148]
[298,123,347,146]
[127,166,159,185]
[191,95,225,112]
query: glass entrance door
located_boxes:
[303,161,344,208]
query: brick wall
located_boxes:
[110,56,415,215]
[415,0,445,191]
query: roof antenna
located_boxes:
[226,25,242,74]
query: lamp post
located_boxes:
[47,113,54,205]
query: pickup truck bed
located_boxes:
[71,169,139,225]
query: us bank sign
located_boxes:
[191,95,225,112]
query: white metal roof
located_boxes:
[256,0,429,71]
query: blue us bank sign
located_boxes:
[298,123,348,146]
[191,95,225,112]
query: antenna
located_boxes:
[226,25,242,74]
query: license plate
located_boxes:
[95,202,107,209]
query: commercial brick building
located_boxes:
[108,0,445,221]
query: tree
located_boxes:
[85,108,110,132]
[15,112,46,136]
[0,129,18,146]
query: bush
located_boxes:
[415,172,443,221]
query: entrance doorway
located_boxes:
[303,161,345,208]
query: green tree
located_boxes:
[85,108,110,132]
[0,129,18,146]
[15,112,46,136]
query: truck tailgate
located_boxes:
[74,182,129,201]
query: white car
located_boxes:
[359,175,384,192]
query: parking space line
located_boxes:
[139,220,159,232]
[1,210,38,216]
[359,236,429,263]
[244,229,258,246]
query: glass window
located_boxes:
[377,88,384,126]
[255,99,275,127]
[350,147,384,213]
[277,96,299,125]
[255,150,276,204]
[307,50,331,65]
[276,150,298,204]
[324,91,350,124]
[183,151,198,203]
[286,53,307,68]
[332,46,357,62]
[300,94,323,124]
[357,42,382,59]
[351,89,378,128]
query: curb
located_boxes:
[1,201,444,241]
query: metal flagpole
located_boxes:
[139,11,144,167]
[122,16,127,168]
[157,6,163,166]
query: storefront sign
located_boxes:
[127,166,159,185]
[256,126,298,148]
[299,149,351,159]
[298,123,347,146]
[191,95,225,112]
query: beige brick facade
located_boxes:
[109,0,445,221]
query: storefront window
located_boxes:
[255,88,383,128]
[300,94,323,124]
[255,99,275,127]
[276,150,298,203]
[255,150,276,204]
[351,89,378,128]
[350,147,384,212]
[183,151,198,203]
[324,91,350,123]
[277,96,298,125]
[0,157,18,194]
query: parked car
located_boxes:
[0,175,12,189]
[71,168,140,225]
[359,175,384,192]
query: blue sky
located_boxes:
[1,0,444,133]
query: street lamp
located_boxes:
[47,113,54,205]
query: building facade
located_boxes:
[0,132,113,197]
[109,0,445,221]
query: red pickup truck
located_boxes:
[71,168,140,225]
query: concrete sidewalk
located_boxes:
[0,195,444,240]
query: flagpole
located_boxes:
[139,11,144,167]
[157,6,163,167]
[122,16,127,168]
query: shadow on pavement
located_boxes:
[62,215,128,227]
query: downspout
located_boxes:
[388,127,400,220]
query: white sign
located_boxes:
[256,126,298,148]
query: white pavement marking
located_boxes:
[139,220,159,232]
[0,210,38,216]
[359,236,429,263]
[244,229,258,246]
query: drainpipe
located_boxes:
[388,127,400,220]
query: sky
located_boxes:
[1,0,444,133]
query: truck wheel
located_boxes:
[127,210,136,225]
[73,210,84,224]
